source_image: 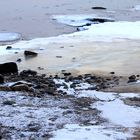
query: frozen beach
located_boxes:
[0,0,140,139]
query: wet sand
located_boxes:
[1,40,140,77]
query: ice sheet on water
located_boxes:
[53,14,114,27]
[0,32,21,42]
[52,15,96,26]
[132,5,140,11]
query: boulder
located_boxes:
[128,75,137,83]
[91,7,106,10]
[0,62,18,74]
[11,84,31,91]
[20,70,37,76]
[24,50,38,57]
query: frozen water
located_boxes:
[53,15,114,27]
[95,98,140,127]
[133,5,140,11]
[50,124,131,140]
[0,32,21,42]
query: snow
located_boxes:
[77,90,116,101]
[95,99,140,127]
[50,124,131,140]
[53,79,140,139]
[69,21,140,42]
[55,78,140,128]
[0,91,65,138]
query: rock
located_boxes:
[28,123,41,132]
[0,75,4,84]
[110,72,115,74]
[56,56,62,58]
[9,81,33,87]
[91,7,106,10]
[20,69,37,76]
[24,50,38,57]
[0,62,18,74]
[63,72,71,76]
[128,75,137,83]
[11,84,31,91]
[6,46,12,50]
[87,18,115,23]
[0,86,11,91]
[3,100,16,105]
[16,58,22,62]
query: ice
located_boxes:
[69,21,140,42]
[0,16,140,57]
[78,90,116,101]
[50,124,131,140]
[119,93,140,98]
[133,5,140,11]
[0,32,21,42]
[53,15,97,26]
[95,98,140,127]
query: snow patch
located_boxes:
[50,124,131,140]
[95,98,140,127]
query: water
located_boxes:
[0,0,140,76]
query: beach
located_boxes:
[0,0,140,139]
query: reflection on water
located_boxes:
[1,39,140,76]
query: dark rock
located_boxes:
[24,50,38,57]
[0,86,11,91]
[0,75,4,84]
[86,23,91,26]
[11,84,31,91]
[28,123,41,132]
[63,72,71,76]
[45,87,56,95]
[38,67,44,70]
[110,72,115,74]
[16,58,22,62]
[56,56,62,58]
[0,62,18,74]
[128,75,137,83]
[87,18,115,23]
[6,46,12,50]
[91,7,106,10]
[20,69,37,76]
[3,100,16,105]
